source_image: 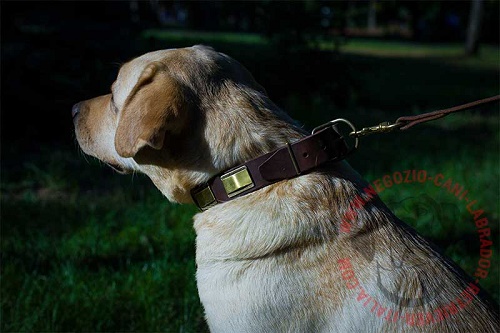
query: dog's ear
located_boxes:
[114,62,189,158]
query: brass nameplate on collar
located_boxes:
[221,166,254,197]
[193,186,216,210]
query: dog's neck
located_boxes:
[138,85,309,204]
[190,126,350,210]
[193,161,391,264]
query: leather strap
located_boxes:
[191,126,349,210]
[396,95,500,130]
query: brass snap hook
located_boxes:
[349,121,403,138]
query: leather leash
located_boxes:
[350,95,500,137]
[191,95,500,211]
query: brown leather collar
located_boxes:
[190,95,500,210]
[190,126,349,210]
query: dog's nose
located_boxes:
[72,102,81,120]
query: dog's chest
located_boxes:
[196,259,323,333]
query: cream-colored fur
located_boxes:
[73,45,498,332]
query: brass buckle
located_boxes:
[192,186,216,211]
[221,166,254,198]
[311,118,359,157]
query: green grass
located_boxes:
[338,39,500,70]
[143,29,267,46]
[2,31,499,332]
[1,147,207,332]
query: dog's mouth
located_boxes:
[105,162,132,175]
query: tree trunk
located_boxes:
[465,0,484,56]
[367,0,377,31]
[129,0,139,24]
[347,0,356,29]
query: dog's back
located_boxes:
[195,166,499,332]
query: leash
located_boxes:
[349,95,500,137]
[191,95,499,211]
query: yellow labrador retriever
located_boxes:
[72,45,498,332]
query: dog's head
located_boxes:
[73,45,304,203]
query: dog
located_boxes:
[72,45,498,332]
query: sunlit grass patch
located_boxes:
[146,30,499,71]
[338,39,499,70]
[142,29,268,46]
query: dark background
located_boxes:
[2,0,499,146]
